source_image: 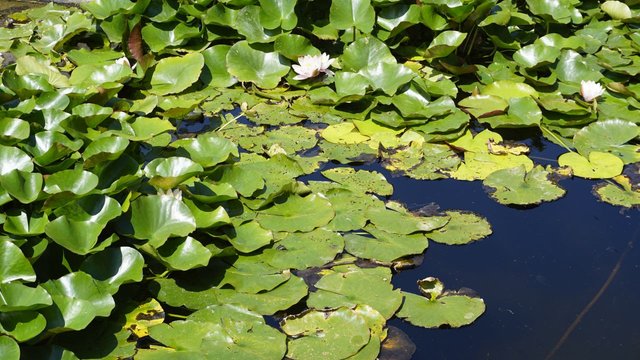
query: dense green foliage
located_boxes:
[0,0,639,358]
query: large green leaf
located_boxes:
[0,336,19,360]
[142,22,201,53]
[201,45,237,88]
[79,247,144,293]
[0,170,42,204]
[41,272,116,331]
[129,194,197,247]
[146,304,286,359]
[307,265,402,319]
[43,169,98,195]
[261,228,344,270]
[260,0,298,30]
[0,310,47,342]
[45,217,105,255]
[0,241,36,283]
[330,0,376,33]
[366,207,449,234]
[153,237,212,271]
[483,165,566,205]
[558,151,623,179]
[144,157,204,189]
[257,194,334,232]
[425,31,467,58]
[573,119,640,164]
[344,225,429,262]
[427,211,492,245]
[281,307,371,360]
[150,53,205,96]
[340,37,396,72]
[397,291,485,328]
[0,145,33,175]
[0,283,52,312]
[226,41,290,89]
[3,210,48,236]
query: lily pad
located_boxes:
[261,228,344,270]
[281,307,371,360]
[344,225,429,262]
[397,291,485,328]
[427,211,492,245]
[144,157,204,190]
[129,194,196,247]
[573,119,640,164]
[256,194,334,232]
[321,168,393,196]
[226,41,290,89]
[483,165,566,205]
[150,53,205,96]
[558,151,623,179]
[0,240,36,283]
[307,265,403,319]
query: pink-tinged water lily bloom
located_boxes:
[580,80,605,102]
[292,53,334,80]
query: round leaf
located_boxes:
[558,151,623,179]
[226,41,290,89]
[483,166,566,205]
[397,292,485,328]
[150,53,205,96]
[129,194,196,247]
[427,211,492,245]
[256,194,334,232]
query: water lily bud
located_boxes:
[115,57,131,68]
[292,53,335,80]
[580,80,605,102]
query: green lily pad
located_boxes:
[150,53,205,96]
[174,134,237,168]
[344,225,429,262]
[0,240,36,283]
[144,157,204,190]
[0,145,33,175]
[558,151,623,179]
[82,136,130,168]
[45,217,105,255]
[0,335,20,360]
[43,169,98,195]
[321,122,370,144]
[307,183,383,231]
[308,265,402,319]
[261,228,344,270]
[427,211,492,245]
[201,45,237,88]
[483,165,566,205]
[226,221,273,253]
[482,80,539,100]
[601,1,632,20]
[226,41,290,89]
[594,180,640,208]
[154,237,213,271]
[573,119,640,164]
[129,194,196,247]
[425,30,467,58]
[3,210,48,236]
[397,291,485,328]
[257,194,334,232]
[0,283,52,312]
[69,62,132,87]
[281,307,371,360]
[0,310,46,342]
[147,304,286,359]
[341,37,396,72]
[79,247,144,293]
[366,207,449,235]
[41,272,116,331]
[330,0,375,33]
[321,168,393,196]
[0,170,42,204]
[0,118,30,145]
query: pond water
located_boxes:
[383,136,640,359]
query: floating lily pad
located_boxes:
[308,265,402,319]
[558,151,623,179]
[129,194,196,247]
[366,207,448,235]
[256,194,334,232]
[281,307,371,360]
[146,304,286,359]
[144,157,204,190]
[149,53,205,96]
[226,41,290,89]
[573,119,640,164]
[483,165,566,205]
[397,291,485,328]
[0,240,36,283]
[427,211,492,245]
[321,168,393,196]
[344,225,429,262]
[261,228,344,270]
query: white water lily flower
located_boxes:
[292,53,334,80]
[157,188,182,201]
[115,57,131,67]
[580,80,605,102]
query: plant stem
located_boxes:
[538,125,574,154]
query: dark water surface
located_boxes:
[385,140,640,359]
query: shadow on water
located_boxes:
[385,159,640,359]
